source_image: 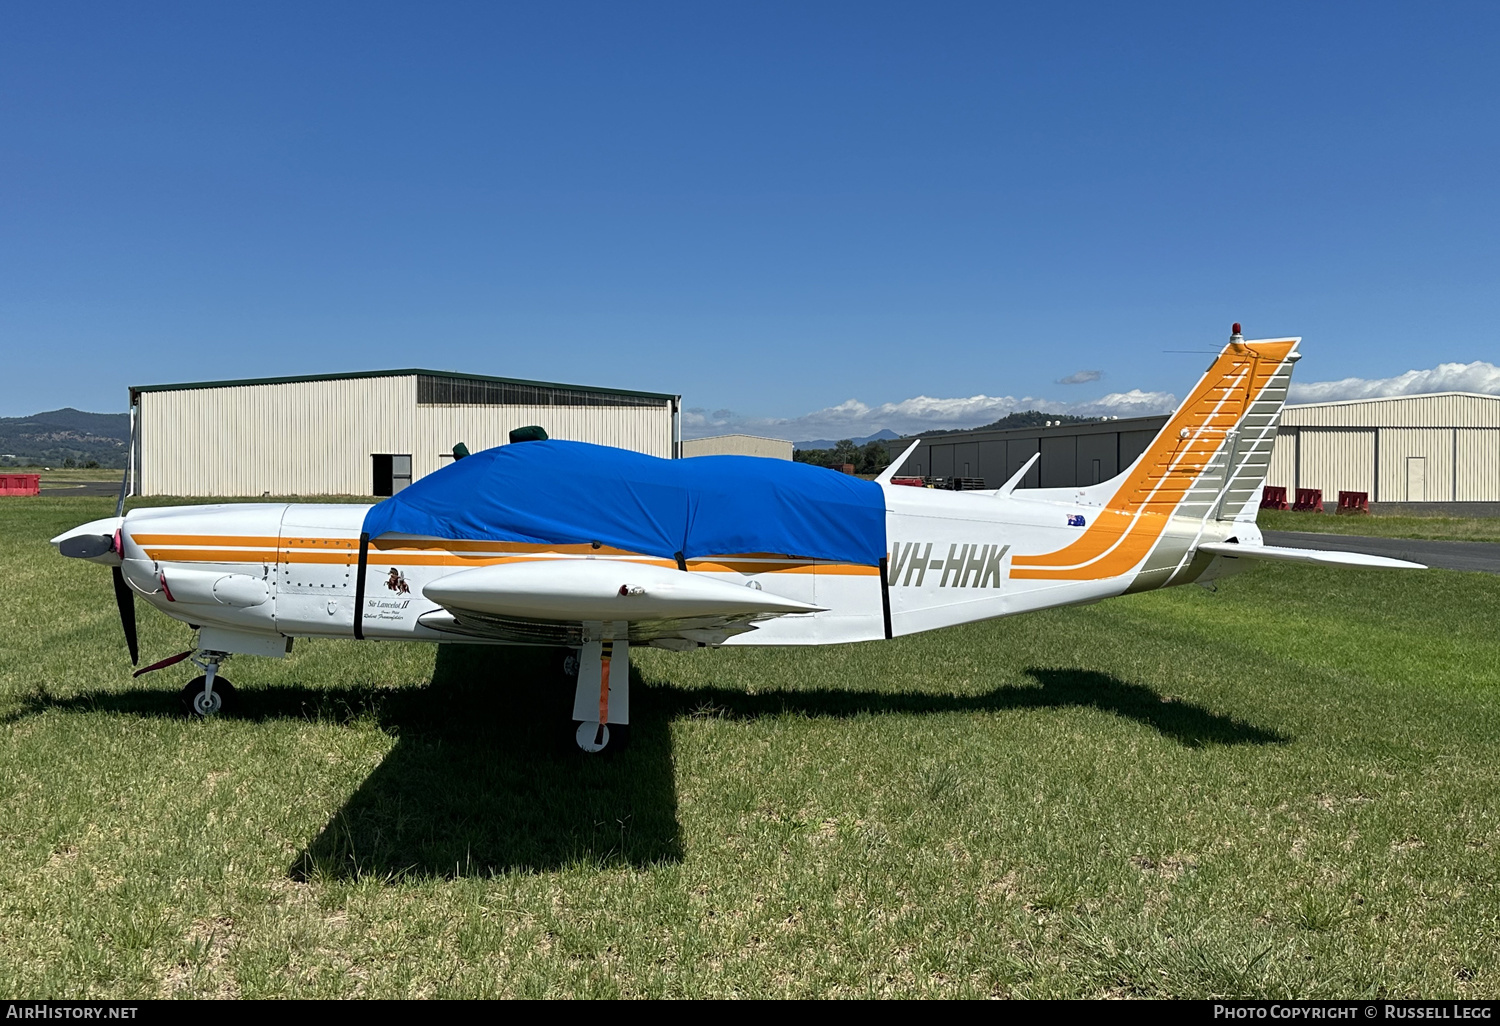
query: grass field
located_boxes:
[2,496,1498,998]
[1258,509,1500,543]
[6,468,126,484]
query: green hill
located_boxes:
[916,410,1103,438]
[0,408,130,468]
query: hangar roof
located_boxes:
[1283,391,1500,428]
[1286,391,1500,410]
[129,368,678,403]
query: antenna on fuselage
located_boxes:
[875,439,923,486]
[996,452,1041,498]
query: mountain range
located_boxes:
[0,408,130,468]
[914,410,1106,438]
[2,408,1110,467]
[793,413,1108,450]
[792,429,901,451]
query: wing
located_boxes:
[418,558,825,647]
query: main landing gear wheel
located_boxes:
[181,675,236,717]
[574,720,630,754]
[569,629,630,754]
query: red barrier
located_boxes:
[1293,488,1323,512]
[889,476,926,487]
[0,474,40,496]
[1337,490,1369,514]
[1260,485,1289,510]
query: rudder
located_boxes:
[1108,329,1299,524]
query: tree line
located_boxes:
[793,439,891,476]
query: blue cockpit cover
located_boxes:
[361,440,888,566]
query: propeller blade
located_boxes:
[112,566,139,665]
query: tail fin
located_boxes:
[1011,331,1299,582]
[1129,331,1300,524]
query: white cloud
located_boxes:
[685,360,1500,446]
[1289,361,1500,403]
[684,388,1178,443]
[1057,369,1102,385]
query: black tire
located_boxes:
[558,648,581,680]
[180,676,236,717]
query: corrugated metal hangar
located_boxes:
[885,391,1500,504]
[1267,392,1500,502]
[128,369,680,497]
[682,434,794,460]
[885,415,1170,489]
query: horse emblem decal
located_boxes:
[385,568,411,594]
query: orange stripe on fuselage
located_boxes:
[1010,338,1295,581]
[137,535,879,576]
[140,548,281,563]
[132,534,281,547]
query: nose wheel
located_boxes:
[180,650,235,717]
[181,676,236,716]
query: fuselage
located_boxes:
[69,480,1255,655]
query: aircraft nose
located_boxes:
[51,516,126,563]
[58,533,115,559]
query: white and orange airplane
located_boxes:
[54,327,1421,753]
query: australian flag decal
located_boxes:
[1067,514,1086,527]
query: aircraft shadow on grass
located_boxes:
[6,648,1285,880]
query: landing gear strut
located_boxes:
[569,621,630,754]
[180,651,236,717]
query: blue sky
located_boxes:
[3,2,1497,436]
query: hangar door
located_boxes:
[1299,430,1375,498]
[1457,430,1500,501]
[372,454,413,497]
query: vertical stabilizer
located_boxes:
[1011,328,1299,583]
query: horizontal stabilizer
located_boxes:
[1198,542,1425,570]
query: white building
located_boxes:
[681,433,793,460]
[129,369,680,497]
[1267,392,1500,502]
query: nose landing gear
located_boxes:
[179,651,236,717]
